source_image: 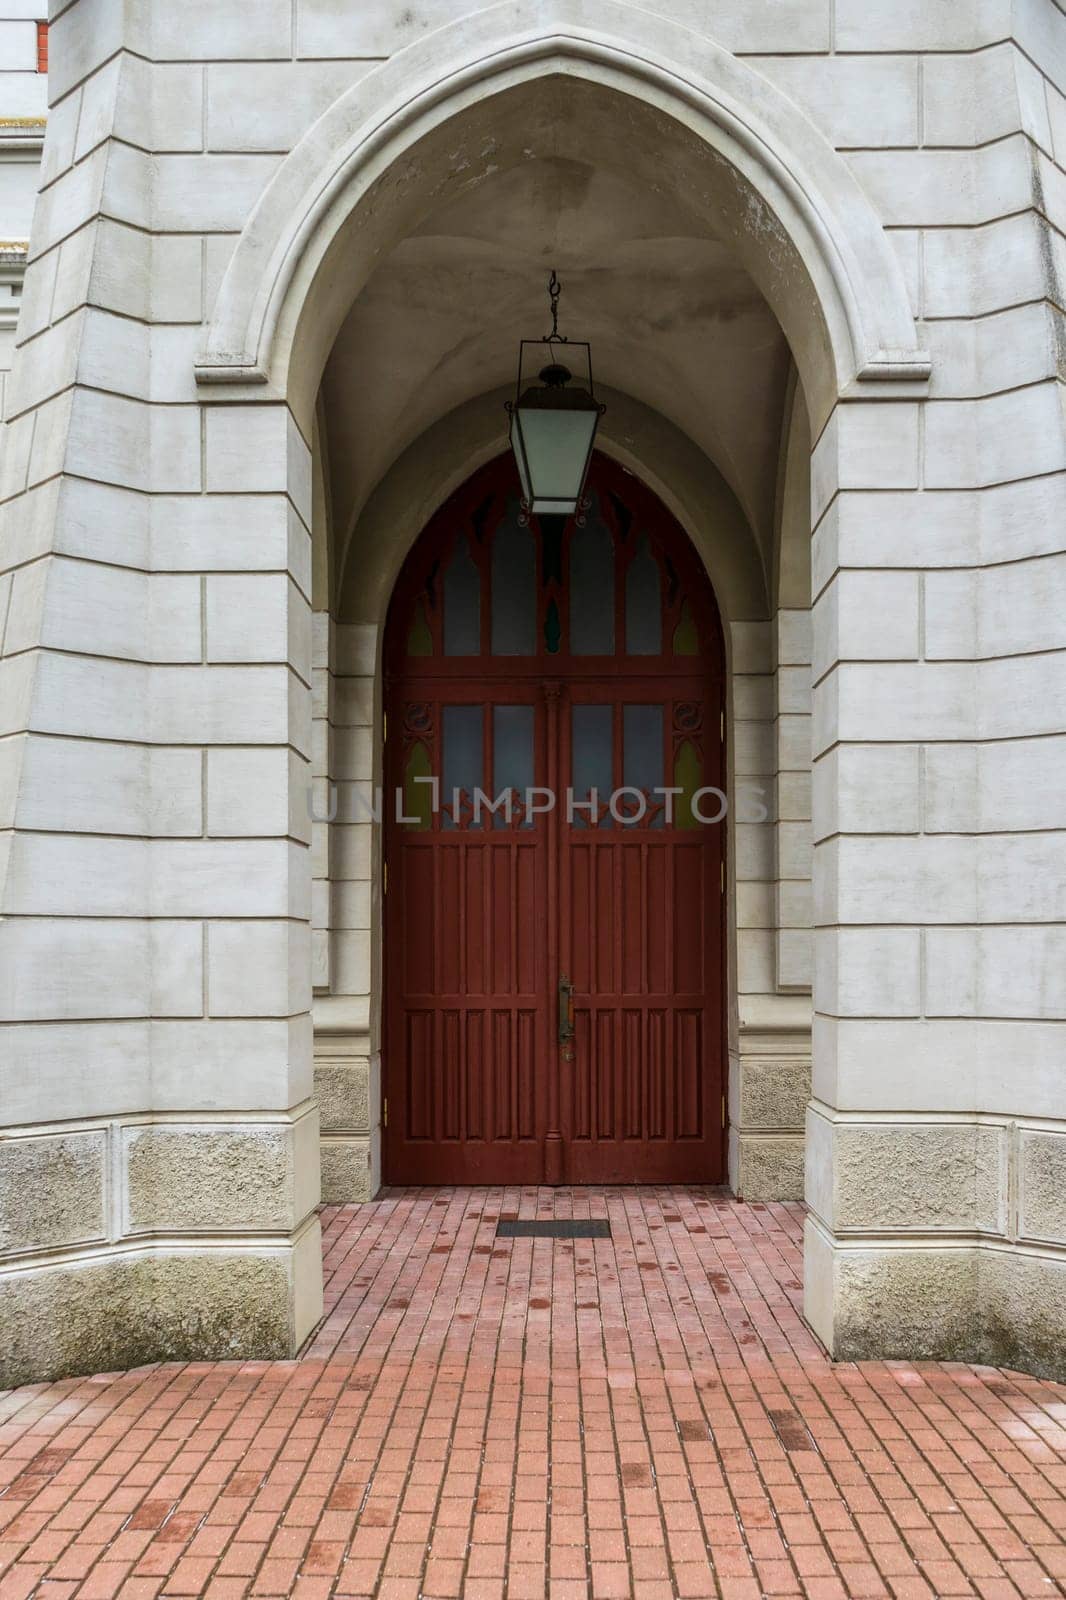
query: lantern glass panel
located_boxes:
[513,406,598,514]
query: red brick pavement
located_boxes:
[2,1188,1066,1600]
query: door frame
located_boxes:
[380,451,729,1186]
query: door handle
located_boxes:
[558,973,575,1046]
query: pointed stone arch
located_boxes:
[196,0,929,428]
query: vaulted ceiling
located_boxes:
[319,76,795,601]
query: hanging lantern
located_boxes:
[506,270,605,516]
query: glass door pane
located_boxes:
[623,703,664,826]
[571,703,613,827]
[442,704,483,827]
[493,704,535,827]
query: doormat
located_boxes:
[496,1219,611,1239]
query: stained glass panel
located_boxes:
[491,508,536,655]
[443,536,480,655]
[673,738,702,829]
[673,600,699,656]
[569,507,614,655]
[406,597,432,657]
[625,537,661,655]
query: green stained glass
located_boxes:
[407,598,432,656]
[544,598,561,654]
[673,601,699,656]
[674,738,702,830]
[403,740,433,829]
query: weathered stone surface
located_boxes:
[974,1128,1007,1233]
[981,1250,1066,1382]
[834,1249,980,1362]
[0,1132,106,1254]
[824,1241,1066,1383]
[828,1243,1066,1382]
[738,1058,811,1130]
[834,1124,1004,1232]
[125,1126,291,1231]
[0,1252,293,1390]
[737,1136,805,1202]
[314,1061,369,1133]
[321,1137,373,1203]
[1019,1133,1066,1244]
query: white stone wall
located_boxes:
[800,10,1066,1373]
[0,7,327,1384]
[312,618,379,1202]
[726,613,811,1203]
[310,611,335,994]
[723,367,816,1203]
[724,604,814,1205]
[773,611,813,996]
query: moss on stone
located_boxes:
[833,1247,1066,1383]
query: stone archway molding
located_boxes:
[195,0,929,416]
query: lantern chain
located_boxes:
[546,269,566,344]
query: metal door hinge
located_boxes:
[720,861,724,894]
[721,1095,727,1128]
[720,710,725,741]
[383,861,388,895]
[383,1097,388,1129]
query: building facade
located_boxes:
[0,0,1064,1387]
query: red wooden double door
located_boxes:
[384,454,725,1185]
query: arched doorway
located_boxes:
[383,452,726,1185]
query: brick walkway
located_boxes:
[2,1190,1066,1600]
